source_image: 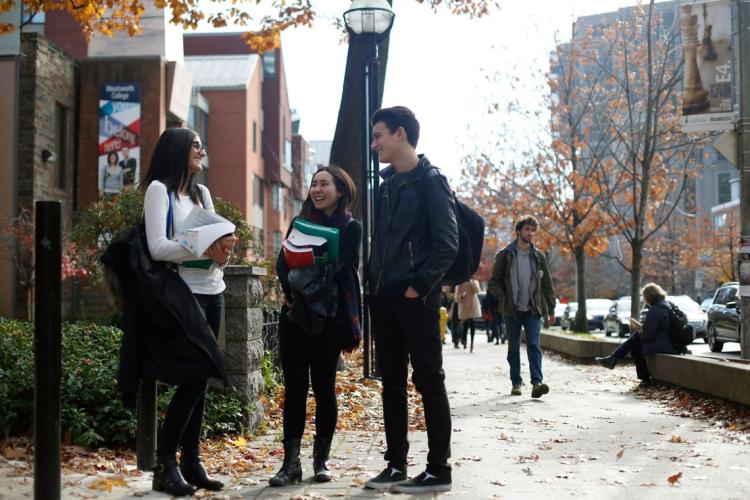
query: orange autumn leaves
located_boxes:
[0,0,499,50]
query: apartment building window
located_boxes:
[253,176,265,207]
[273,183,282,211]
[284,139,293,171]
[273,231,282,254]
[54,104,68,189]
[715,213,727,228]
[717,173,732,204]
[253,120,257,152]
[263,51,276,79]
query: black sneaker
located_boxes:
[364,466,407,490]
[392,470,452,493]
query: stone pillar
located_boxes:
[222,265,268,431]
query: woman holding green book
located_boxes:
[271,166,363,486]
[140,128,237,496]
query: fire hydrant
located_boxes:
[439,306,448,344]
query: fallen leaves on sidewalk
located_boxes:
[635,385,750,443]
[85,475,127,492]
[616,446,625,460]
[263,350,422,434]
[667,471,683,485]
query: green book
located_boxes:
[181,259,214,270]
[293,219,340,261]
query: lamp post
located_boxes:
[343,0,395,377]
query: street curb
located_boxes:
[647,353,750,406]
[532,329,628,359]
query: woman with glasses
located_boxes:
[139,128,236,496]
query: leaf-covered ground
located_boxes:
[2,347,750,498]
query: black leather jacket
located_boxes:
[368,156,458,297]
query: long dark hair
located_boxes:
[107,151,119,166]
[139,127,202,204]
[299,166,356,220]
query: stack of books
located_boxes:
[282,219,340,269]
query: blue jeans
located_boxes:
[505,310,543,386]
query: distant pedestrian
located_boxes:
[443,285,464,348]
[488,215,556,398]
[455,279,482,353]
[365,106,458,493]
[481,291,504,344]
[595,282,678,387]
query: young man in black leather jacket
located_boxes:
[363,106,459,494]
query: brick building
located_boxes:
[0,8,310,318]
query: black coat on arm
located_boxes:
[101,223,227,394]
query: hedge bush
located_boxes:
[0,319,255,446]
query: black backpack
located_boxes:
[419,167,485,287]
[665,301,695,349]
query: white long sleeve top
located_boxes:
[143,180,225,295]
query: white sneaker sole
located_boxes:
[392,483,452,493]
[364,479,404,490]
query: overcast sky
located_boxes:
[279,0,673,181]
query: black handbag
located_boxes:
[286,262,338,335]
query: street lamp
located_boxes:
[343,0,395,378]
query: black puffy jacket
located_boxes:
[368,156,459,297]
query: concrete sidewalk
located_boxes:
[3,335,750,499]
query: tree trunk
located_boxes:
[630,239,643,318]
[329,36,390,219]
[573,244,588,332]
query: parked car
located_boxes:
[668,295,707,340]
[586,299,614,331]
[706,282,741,352]
[552,299,567,327]
[700,296,714,312]
[605,297,632,337]
[561,299,612,331]
[561,302,577,330]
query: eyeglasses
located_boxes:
[191,141,206,153]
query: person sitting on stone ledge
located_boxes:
[595,282,678,388]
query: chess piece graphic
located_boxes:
[698,3,718,61]
[680,5,710,115]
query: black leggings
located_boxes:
[612,332,650,381]
[157,293,223,457]
[278,310,341,441]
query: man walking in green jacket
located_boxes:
[488,215,556,398]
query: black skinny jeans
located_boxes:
[612,332,651,380]
[157,293,223,457]
[278,309,342,441]
[370,293,452,476]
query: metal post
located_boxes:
[362,39,374,378]
[136,379,157,470]
[738,0,750,359]
[369,45,381,377]
[34,201,61,500]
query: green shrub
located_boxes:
[0,319,256,446]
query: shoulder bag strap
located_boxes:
[166,191,174,239]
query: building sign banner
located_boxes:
[679,0,733,133]
[98,82,141,198]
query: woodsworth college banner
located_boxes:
[98,83,141,198]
